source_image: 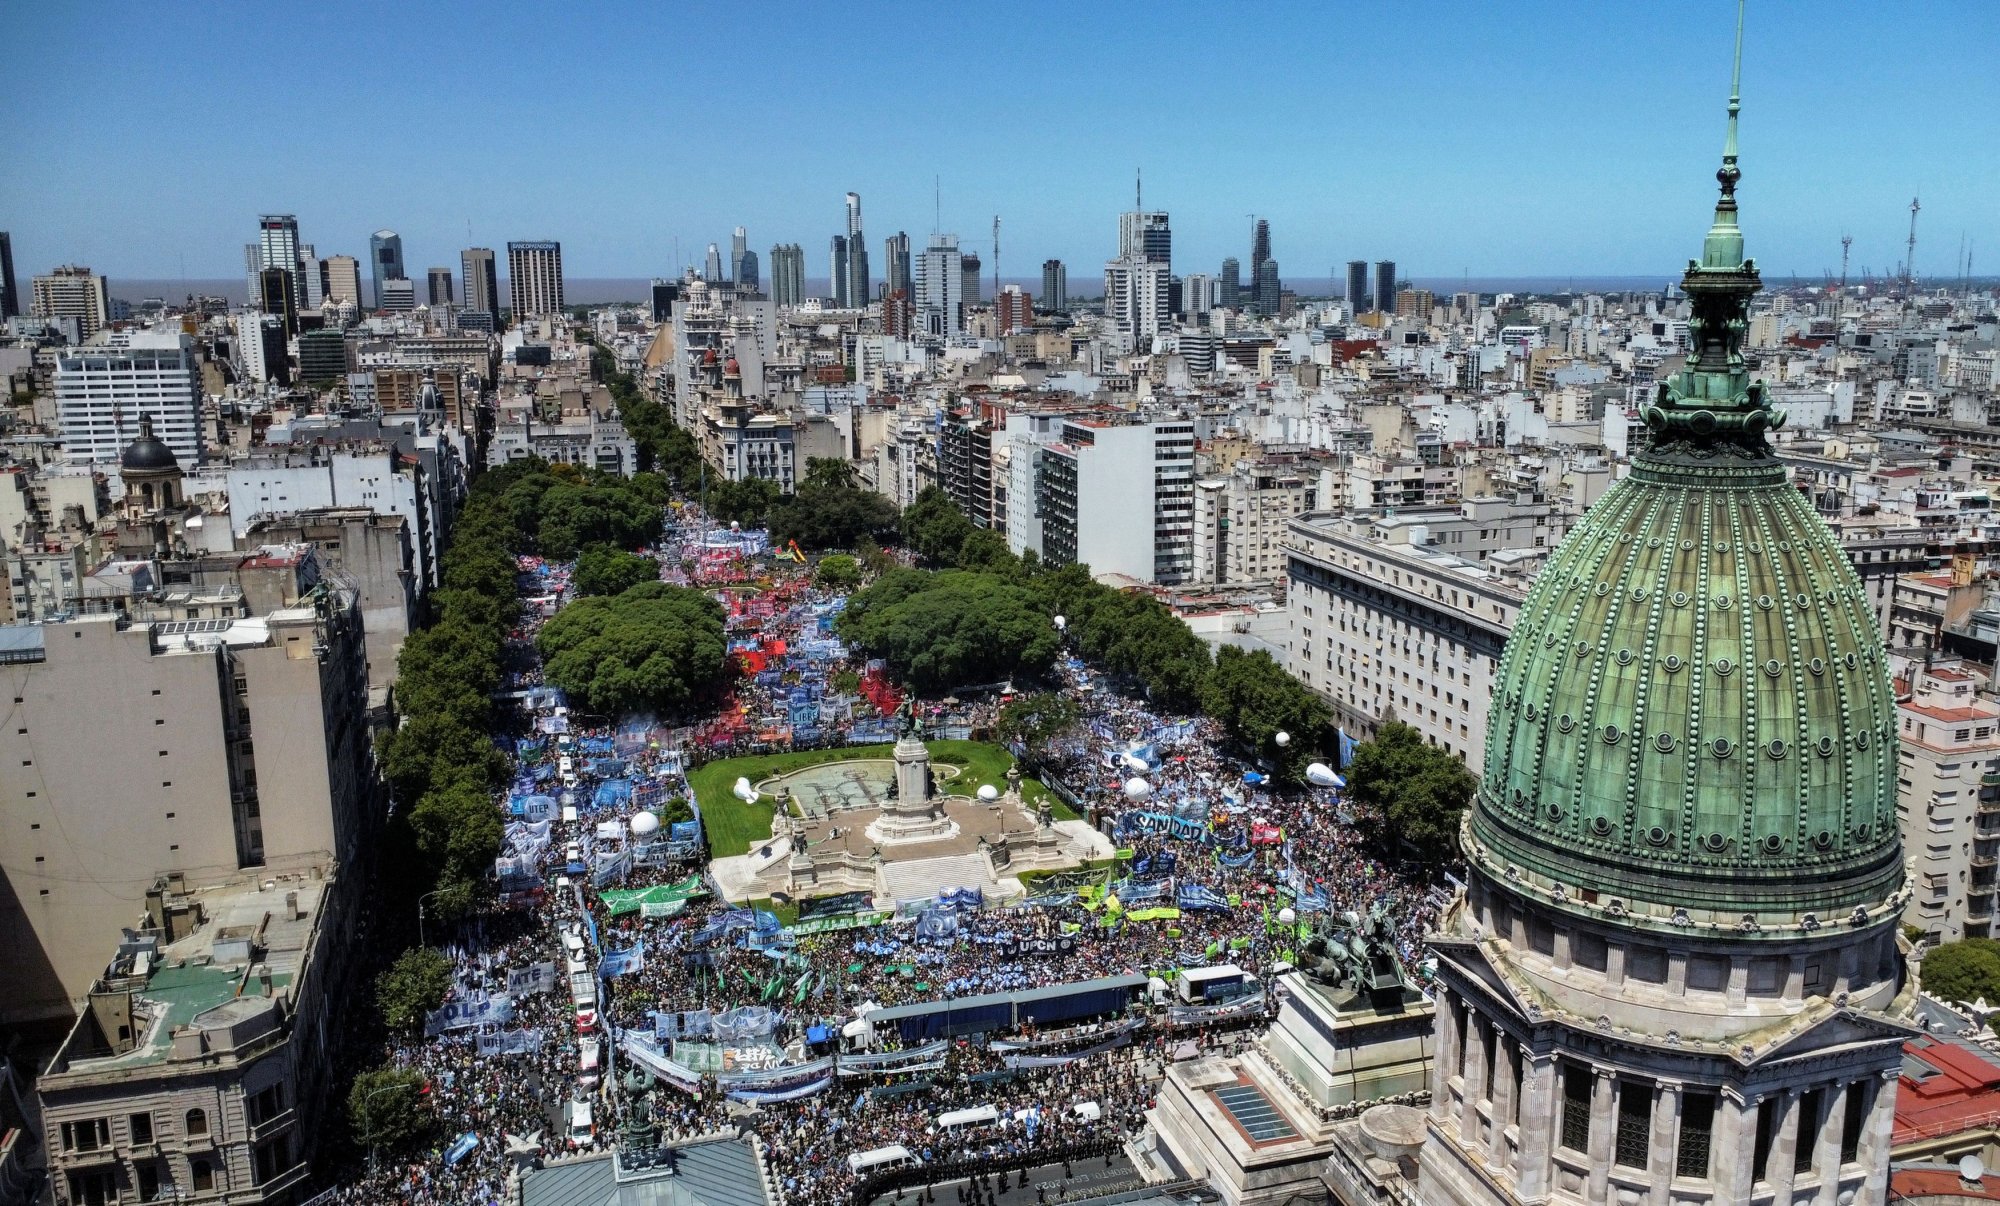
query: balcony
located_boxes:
[1969,897,1994,920]
[247,1106,294,1142]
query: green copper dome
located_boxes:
[1467,39,1905,922]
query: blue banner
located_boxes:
[1177,883,1233,913]
[599,938,646,977]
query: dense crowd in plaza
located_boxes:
[322,506,1449,1205]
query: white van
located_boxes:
[578,1036,602,1088]
[565,1100,595,1149]
[1072,1101,1102,1122]
[845,1145,916,1175]
[935,1105,999,1133]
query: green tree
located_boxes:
[407,779,504,904]
[1346,721,1477,863]
[767,459,901,550]
[349,1065,429,1155]
[1202,646,1335,781]
[995,693,1083,765]
[1920,939,2000,1007]
[814,554,862,591]
[375,947,454,1032]
[706,476,780,527]
[839,570,1061,694]
[902,487,975,565]
[537,582,729,717]
[957,528,1017,573]
[378,712,509,801]
[573,546,660,597]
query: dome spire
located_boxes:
[1643,0,1771,449]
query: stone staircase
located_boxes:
[876,852,1010,906]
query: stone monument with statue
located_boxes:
[1139,903,1436,1206]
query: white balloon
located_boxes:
[1123,777,1153,799]
[1053,615,1067,631]
[1278,907,1297,925]
[733,776,752,794]
[630,811,661,837]
[1305,762,1338,787]
[1274,731,1291,747]
[977,784,1000,801]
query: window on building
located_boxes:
[192,1159,215,1192]
[1560,1063,1593,1152]
[129,1111,153,1144]
[61,1118,109,1153]
[1677,1091,1716,1178]
[185,1107,208,1138]
[67,1171,117,1206]
[1615,1080,1653,1167]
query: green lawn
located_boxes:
[689,740,1074,857]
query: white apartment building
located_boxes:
[1896,662,2000,945]
[1103,260,1171,352]
[1010,414,1195,585]
[33,266,112,340]
[916,234,964,337]
[507,240,565,317]
[1284,511,1534,764]
[55,332,205,466]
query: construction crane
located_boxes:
[1839,234,1852,291]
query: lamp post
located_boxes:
[416,888,445,948]
[361,1079,412,1178]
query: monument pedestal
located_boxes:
[1144,975,1434,1206]
[862,734,961,846]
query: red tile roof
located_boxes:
[1896,1037,2000,1145]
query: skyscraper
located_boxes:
[1182,273,1212,317]
[32,265,111,339]
[258,266,298,332]
[1419,18,1912,1205]
[829,236,850,307]
[730,226,748,284]
[1249,218,1270,285]
[1118,211,1172,267]
[460,248,499,319]
[884,232,913,302]
[323,255,362,308]
[916,234,963,336]
[995,285,1032,335]
[0,231,18,320]
[704,243,724,282]
[1374,260,1396,314]
[507,240,564,318]
[770,244,805,308]
[649,278,679,322]
[427,267,455,306]
[1103,259,1171,348]
[256,215,306,332]
[841,192,869,309]
[736,247,758,292]
[1345,259,1369,312]
[297,243,323,309]
[1040,259,1067,312]
[1219,258,1241,310]
[960,252,982,308]
[1253,259,1280,318]
[368,230,404,310]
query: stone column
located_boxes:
[1515,1053,1557,1203]
[1856,1074,1896,1205]
[1711,1088,1757,1204]
[1487,1038,1518,1174]
[1814,1083,1848,1206]
[1767,1089,1802,1203]
[1648,1080,1682,1206]
[1459,1008,1488,1147]
[1431,991,1461,1124]
[1585,1069,1616,1203]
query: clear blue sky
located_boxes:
[3,1,1994,287]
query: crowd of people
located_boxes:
[321,504,1449,1206]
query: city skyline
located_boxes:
[2,1,1993,286]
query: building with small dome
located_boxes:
[119,415,184,516]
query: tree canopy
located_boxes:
[538,582,728,717]
[349,1065,430,1154]
[903,486,976,565]
[573,546,660,597]
[839,569,1061,695]
[375,947,454,1032]
[766,459,901,551]
[705,476,779,527]
[995,693,1083,765]
[1203,646,1336,782]
[1920,939,2000,1009]
[813,554,862,592]
[1345,721,1477,863]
